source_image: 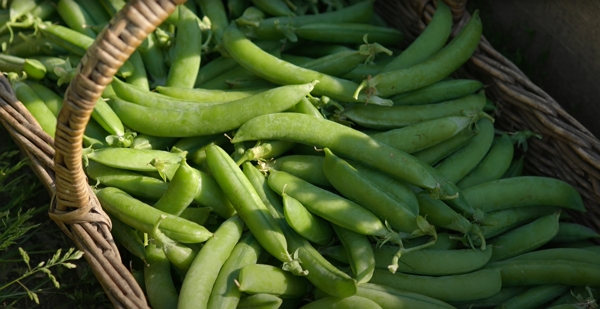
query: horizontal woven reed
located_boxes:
[376,0,600,232]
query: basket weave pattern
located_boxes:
[1,0,600,308]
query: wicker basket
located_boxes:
[1,0,599,307]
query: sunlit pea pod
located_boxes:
[0,54,46,79]
[550,222,600,243]
[322,148,420,234]
[462,176,586,213]
[197,0,228,43]
[125,50,150,91]
[456,132,515,190]
[237,264,311,299]
[370,115,474,154]
[96,187,213,244]
[389,79,485,105]
[293,97,324,119]
[244,0,374,41]
[144,242,179,309]
[301,295,383,309]
[86,148,184,179]
[369,268,502,303]
[236,140,296,166]
[56,0,97,38]
[356,283,456,309]
[207,145,306,276]
[10,77,56,137]
[91,97,125,137]
[206,232,263,309]
[179,207,212,226]
[331,224,375,284]
[413,125,477,166]
[237,293,283,309]
[266,155,331,188]
[489,212,560,262]
[131,134,179,151]
[155,86,266,103]
[449,287,528,309]
[283,192,335,246]
[341,91,487,130]
[354,10,482,99]
[505,248,600,267]
[25,81,63,117]
[111,82,316,137]
[379,0,452,74]
[178,215,245,309]
[166,4,202,89]
[150,215,198,274]
[294,23,403,46]
[485,259,600,287]
[241,162,358,298]
[435,117,495,184]
[153,158,198,216]
[223,24,392,106]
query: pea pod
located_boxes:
[356,283,456,309]
[153,159,198,216]
[551,222,600,243]
[144,242,178,309]
[283,192,334,246]
[166,4,201,88]
[300,295,383,309]
[206,145,306,276]
[236,140,295,166]
[237,294,283,309]
[25,81,63,117]
[155,86,264,103]
[506,248,600,266]
[96,187,213,244]
[478,206,560,240]
[10,77,56,137]
[109,214,146,261]
[485,259,600,287]
[0,54,46,79]
[389,79,485,105]
[331,224,375,284]
[237,264,311,298]
[151,215,198,274]
[57,0,97,38]
[294,23,403,46]
[449,287,529,309]
[266,155,330,188]
[413,126,477,166]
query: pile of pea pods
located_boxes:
[3,0,600,308]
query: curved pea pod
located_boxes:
[206,145,306,276]
[550,222,600,243]
[96,187,213,244]
[456,132,515,189]
[302,43,392,78]
[179,215,245,309]
[294,23,403,46]
[435,117,495,184]
[236,140,296,165]
[379,0,452,74]
[342,91,487,130]
[484,259,600,287]
[109,215,146,261]
[151,215,198,274]
[86,148,184,177]
[489,212,560,262]
[237,264,311,299]
[144,242,178,309]
[331,225,375,284]
[237,293,283,309]
[416,193,472,235]
[449,287,528,309]
[0,54,47,79]
[155,86,264,103]
[10,78,56,137]
[283,193,335,246]
[153,159,198,216]
[389,79,484,106]
[109,77,203,109]
[369,268,502,302]
[131,134,179,151]
[207,232,263,309]
[505,248,600,266]
[413,125,477,166]
[266,155,330,188]
[495,285,570,309]
[356,283,456,309]
[242,162,358,298]
[355,10,482,99]
[85,161,167,201]
[301,295,383,309]
[25,81,63,117]
[250,0,294,17]
[370,115,474,154]
[111,82,316,137]
[166,4,202,88]
[462,176,586,213]
[502,156,525,178]
[322,148,420,234]
[477,206,560,241]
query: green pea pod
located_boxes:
[86,161,167,201]
[125,51,150,90]
[91,97,125,137]
[178,215,245,309]
[283,192,334,246]
[206,145,306,276]
[450,287,528,309]
[144,242,178,309]
[550,222,600,243]
[435,117,495,184]
[237,264,311,298]
[197,0,228,43]
[179,207,212,226]
[237,140,296,166]
[301,43,392,78]
[501,156,525,178]
[301,296,382,309]
[109,214,146,261]
[331,224,375,284]
[131,134,178,151]
[0,54,46,79]
[151,215,198,274]
[206,232,263,309]
[267,155,330,188]
[355,10,482,98]
[457,132,515,189]
[357,283,456,309]
[413,126,477,166]
[166,5,201,88]
[417,194,472,235]
[155,86,264,103]
[342,91,487,130]
[242,162,358,298]
[153,159,198,216]
[86,148,184,178]
[237,293,283,309]
[390,79,484,106]
[505,248,600,266]
[379,0,452,73]
[250,0,294,17]
[369,268,502,302]
[10,77,56,137]
[485,259,600,287]
[57,0,98,38]
[489,212,560,262]
[138,32,168,87]
[25,81,63,117]
[96,187,213,244]
[478,206,560,240]
[495,285,570,309]
[463,176,585,213]
[194,56,239,87]
[322,148,420,234]
[295,23,403,46]
[293,97,324,119]
[111,82,316,137]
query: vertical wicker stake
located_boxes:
[47,0,187,307]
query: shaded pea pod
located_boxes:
[547,286,598,308]
[450,287,528,309]
[144,242,178,309]
[178,215,245,309]
[86,148,184,180]
[356,283,456,309]
[196,0,228,43]
[138,32,168,87]
[109,214,146,262]
[242,162,358,298]
[505,248,600,266]
[463,176,586,213]
[379,0,452,73]
[111,82,316,137]
[456,132,514,189]
[96,187,213,244]
[501,155,525,178]
[369,268,502,302]
[370,115,474,155]
[389,79,484,105]
[301,295,383,309]
[550,222,600,243]
[413,125,477,166]
[477,206,560,240]
[283,192,335,246]
[331,224,375,284]
[417,193,472,235]
[206,232,263,309]
[294,23,403,46]
[484,259,600,287]
[237,293,283,309]
[206,145,306,276]
[131,134,179,151]
[354,10,482,98]
[236,264,311,299]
